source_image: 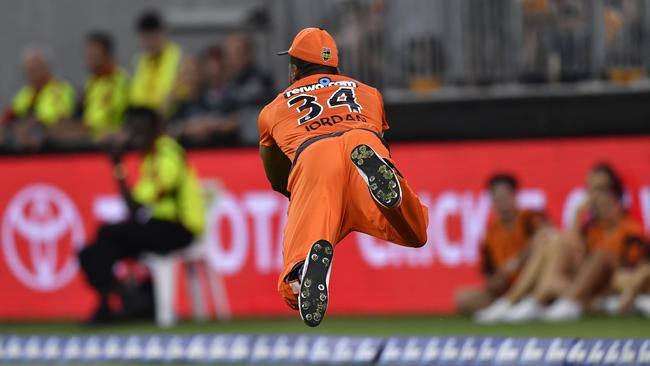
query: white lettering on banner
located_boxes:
[2,184,85,291]
[517,189,546,210]
[432,191,464,265]
[161,186,650,274]
[356,191,491,268]
[562,188,587,227]
[244,192,280,274]
[640,186,650,232]
[205,192,249,275]
[92,195,127,224]
[459,191,492,264]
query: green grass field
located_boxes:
[2,314,650,338]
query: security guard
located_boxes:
[78,107,204,324]
[2,47,75,150]
[129,11,182,114]
[83,32,129,138]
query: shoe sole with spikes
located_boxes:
[299,240,334,327]
[351,144,402,209]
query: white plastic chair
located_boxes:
[143,180,231,327]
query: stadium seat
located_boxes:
[143,180,231,327]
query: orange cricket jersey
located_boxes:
[482,209,545,272]
[258,73,389,160]
[585,214,643,259]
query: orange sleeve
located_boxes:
[258,103,276,147]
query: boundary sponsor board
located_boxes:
[1,334,649,365]
[1,136,649,319]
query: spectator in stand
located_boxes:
[129,10,182,114]
[1,47,75,151]
[222,33,274,145]
[82,31,129,140]
[456,174,547,315]
[477,163,643,323]
[78,107,204,324]
[168,55,203,123]
[168,46,238,146]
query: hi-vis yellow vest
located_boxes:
[11,79,75,126]
[132,135,205,235]
[129,42,181,112]
[84,67,129,137]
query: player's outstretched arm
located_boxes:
[260,144,292,199]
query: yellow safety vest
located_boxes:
[129,42,181,113]
[11,79,75,126]
[83,67,129,137]
[132,135,205,235]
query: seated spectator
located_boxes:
[223,33,274,145]
[78,107,204,324]
[81,31,129,140]
[456,174,547,315]
[1,46,75,151]
[477,163,643,322]
[607,236,650,317]
[168,46,238,146]
[168,55,203,122]
[129,10,182,114]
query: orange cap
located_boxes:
[277,27,339,67]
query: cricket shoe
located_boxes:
[299,240,334,327]
[351,144,402,209]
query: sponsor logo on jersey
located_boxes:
[284,80,357,98]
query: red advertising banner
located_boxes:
[1,136,649,320]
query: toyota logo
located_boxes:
[2,184,85,291]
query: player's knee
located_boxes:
[411,228,428,248]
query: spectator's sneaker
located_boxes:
[540,297,582,322]
[299,240,334,327]
[351,144,402,209]
[594,295,621,315]
[474,298,512,324]
[634,295,650,318]
[502,296,544,323]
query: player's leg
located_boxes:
[506,228,558,303]
[343,130,428,247]
[542,249,616,321]
[277,138,347,326]
[617,263,650,314]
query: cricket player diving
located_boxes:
[258,28,429,327]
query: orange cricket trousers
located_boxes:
[278,129,429,309]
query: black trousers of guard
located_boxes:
[78,219,194,299]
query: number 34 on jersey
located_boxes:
[285,78,366,131]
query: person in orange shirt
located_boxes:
[258,28,428,327]
[477,163,644,323]
[456,174,547,315]
[541,163,644,321]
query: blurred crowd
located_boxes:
[457,164,650,323]
[0,10,274,153]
